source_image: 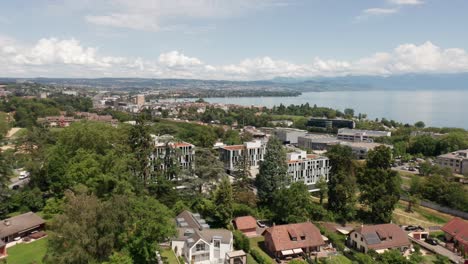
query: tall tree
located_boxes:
[358,146,401,223]
[0,152,11,218]
[326,145,357,221]
[255,137,288,204]
[315,176,328,205]
[213,176,234,226]
[128,118,153,186]
[192,148,226,193]
[232,150,251,190]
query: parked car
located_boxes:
[425,238,438,245]
[405,225,419,231]
[19,171,30,180]
[257,220,266,228]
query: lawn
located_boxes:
[161,248,179,264]
[249,236,275,263]
[322,255,353,264]
[6,237,48,264]
[393,201,451,227]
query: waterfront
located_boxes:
[202,90,468,129]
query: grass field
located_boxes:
[322,255,353,264]
[249,236,275,263]
[6,238,48,264]
[161,248,179,264]
[393,201,452,227]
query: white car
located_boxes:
[19,171,30,180]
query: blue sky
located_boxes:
[1,0,468,79]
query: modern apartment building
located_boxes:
[286,149,331,192]
[219,140,266,176]
[337,128,391,142]
[436,149,468,175]
[151,134,195,174]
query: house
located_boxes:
[225,250,247,264]
[262,222,325,259]
[233,216,257,237]
[441,218,468,256]
[171,211,234,264]
[0,240,6,258]
[347,224,411,254]
[0,212,45,243]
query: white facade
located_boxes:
[219,140,266,176]
[436,149,468,175]
[287,150,331,192]
[337,128,391,142]
[150,135,195,176]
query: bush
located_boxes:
[233,230,250,253]
[250,249,272,264]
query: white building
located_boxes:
[286,149,331,192]
[436,149,468,175]
[337,128,391,142]
[151,135,195,176]
[172,211,234,264]
[219,140,266,176]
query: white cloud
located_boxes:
[363,8,398,15]
[388,0,424,5]
[2,37,468,79]
[80,0,288,31]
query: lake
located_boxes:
[201,90,468,129]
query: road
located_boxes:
[409,236,464,263]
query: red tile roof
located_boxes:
[262,222,325,252]
[234,216,257,231]
[174,142,193,148]
[441,218,468,249]
[353,223,410,250]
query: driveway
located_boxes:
[409,237,464,263]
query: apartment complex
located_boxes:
[151,135,195,174]
[172,211,234,264]
[219,140,266,176]
[287,149,331,192]
[337,128,391,142]
[436,149,468,175]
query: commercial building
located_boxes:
[135,94,145,106]
[0,212,45,243]
[262,222,325,260]
[337,128,391,142]
[347,224,411,254]
[219,140,266,176]
[287,149,331,192]
[308,118,355,130]
[298,134,339,150]
[273,128,308,145]
[436,149,468,175]
[172,211,234,264]
[151,135,195,177]
[340,141,390,159]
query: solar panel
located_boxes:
[364,232,381,245]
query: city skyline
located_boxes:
[1,0,468,79]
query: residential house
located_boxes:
[436,149,468,175]
[0,212,45,243]
[233,216,257,238]
[286,149,331,192]
[441,218,468,256]
[172,211,234,264]
[262,222,325,259]
[347,224,411,254]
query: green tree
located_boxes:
[0,151,11,218]
[193,148,226,193]
[414,121,425,129]
[344,108,355,117]
[213,176,234,226]
[315,176,328,205]
[128,118,153,186]
[255,137,288,204]
[326,145,357,221]
[358,146,401,223]
[377,249,411,264]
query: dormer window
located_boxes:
[300,235,306,240]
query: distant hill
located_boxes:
[1,73,468,91]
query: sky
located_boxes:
[1,0,468,80]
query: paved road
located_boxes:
[409,237,464,263]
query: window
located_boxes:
[196,243,206,251]
[214,240,220,248]
[361,237,363,242]
[355,234,357,238]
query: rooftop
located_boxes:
[353,223,410,250]
[441,218,468,243]
[0,212,45,239]
[233,216,257,231]
[262,222,325,252]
